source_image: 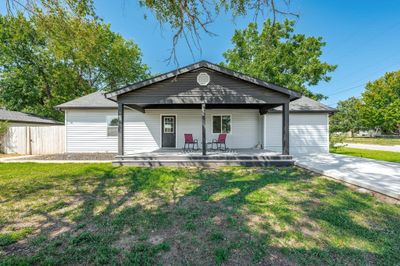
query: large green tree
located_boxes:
[360,71,400,133]
[4,0,297,63]
[0,13,149,121]
[221,19,336,100]
[330,97,364,136]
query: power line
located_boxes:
[325,60,400,97]
[326,83,365,97]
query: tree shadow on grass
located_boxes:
[0,165,399,265]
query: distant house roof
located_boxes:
[0,109,62,124]
[56,91,335,113]
[56,91,117,110]
[105,61,302,100]
[269,96,336,113]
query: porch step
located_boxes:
[115,155,293,161]
[112,159,294,167]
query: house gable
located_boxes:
[105,61,301,103]
[117,68,291,106]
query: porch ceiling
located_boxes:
[124,103,282,114]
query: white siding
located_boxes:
[124,110,159,152]
[65,108,261,153]
[264,113,329,154]
[65,109,118,153]
[65,109,329,154]
[178,109,259,149]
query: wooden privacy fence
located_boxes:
[1,126,65,155]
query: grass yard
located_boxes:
[345,137,400,146]
[331,147,400,163]
[0,163,399,265]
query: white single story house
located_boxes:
[56,61,335,159]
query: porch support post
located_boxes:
[282,102,289,155]
[201,103,206,155]
[118,102,124,156]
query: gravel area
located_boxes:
[0,154,22,158]
[18,153,116,160]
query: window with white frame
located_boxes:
[106,116,118,137]
[212,115,231,134]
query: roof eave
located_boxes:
[268,109,336,114]
[1,119,63,125]
[56,106,117,111]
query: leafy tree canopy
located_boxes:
[5,0,297,64]
[0,12,149,121]
[330,97,364,135]
[221,19,337,100]
[360,70,400,133]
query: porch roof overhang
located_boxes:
[105,61,302,115]
[105,61,302,101]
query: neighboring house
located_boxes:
[57,61,335,155]
[356,129,382,137]
[0,109,62,126]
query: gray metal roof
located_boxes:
[270,96,336,113]
[56,91,117,109]
[105,61,302,100]
[56,91,334,113]
[0,109,62,124]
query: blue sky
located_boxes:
[92,0,400,107]
[1,1,399,107]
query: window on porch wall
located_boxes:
[212,115,231,134]
[106,116,118,137]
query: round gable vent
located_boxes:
[197,72,210,86]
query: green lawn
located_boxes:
[345,137,400,146]
[331,147,400,163]
[0,164,399,265]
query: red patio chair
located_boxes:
[183,134,199,151]
[212,133,227,151]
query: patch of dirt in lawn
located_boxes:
[113,227,138,251]
[295,217,322,239]
[18,153,116,160]
[260,248,298,266]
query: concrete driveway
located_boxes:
[295,153,400,200]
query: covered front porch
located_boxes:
[105,61,301,166]
[111,102,294,166]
